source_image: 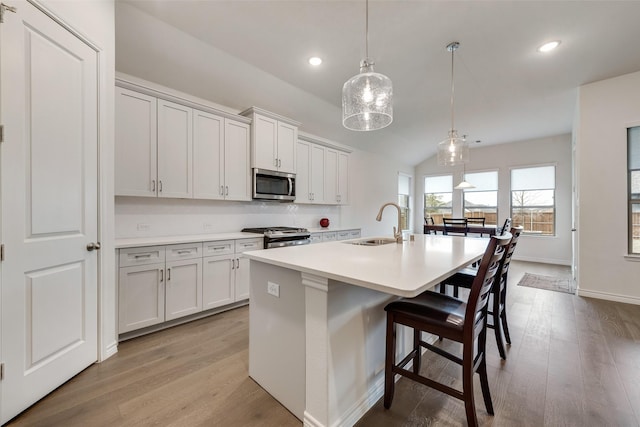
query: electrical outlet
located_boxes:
[267,281,280,298]
[137,223,150,231]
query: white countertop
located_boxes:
[115,232,264,249]
[244,234,489,297]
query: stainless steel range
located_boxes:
[242,226,311,249]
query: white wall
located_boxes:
[576,70,640,305]
[113,2,413,240]
[37,0,116,360]
[414,135,573,265]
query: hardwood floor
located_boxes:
[7,261,640,426]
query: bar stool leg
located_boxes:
[384,314,396,409]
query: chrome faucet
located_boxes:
[376,202,403,243]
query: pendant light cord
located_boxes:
[450,43,456,132]
[365,0,369,61]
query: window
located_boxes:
[463,171,498,225]
[424,175,453,224]
[511,165,555,235]
[398,174,411,231]
[629,127,640,254]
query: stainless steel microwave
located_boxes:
[253,168,296,201]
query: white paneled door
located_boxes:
[0,2,99,423]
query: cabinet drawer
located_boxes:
[119,246,165,267]
[235,238,263,253]
[203,240,235,256]
[348,230,361,239]
[310,233,323,244]
[322,232,337,242]
[166,242,202,261]
[336,231,351,241]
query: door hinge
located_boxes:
[0,3,17,23]
[0,243,4,261]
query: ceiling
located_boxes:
[118,1,640,166]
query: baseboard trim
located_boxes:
[513,255,571,266]
[102,341,118,361]
[577,288,640,306]
[331,376,384,427]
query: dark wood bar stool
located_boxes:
[384,233,512,427]
[440,226,523,359]
[442,217,469,236]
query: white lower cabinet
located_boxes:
[309,229,361,244]
[118,262,165,333]
[165,257,203,321]
[118,237,261,335]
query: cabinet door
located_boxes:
[118,263,165,333]
[115,87,157,197]
[235,255,251,301]
[193,110,224,200]
[324,148,338,205]
[337,151,350,205]
[165,258,202,321]
[310,144,325,204]
[202,255,234,310]
[277,121,297,173]
[158,99,193,198]
[295,140,311,203]
[224,119,252,201]
[253,114,277,170]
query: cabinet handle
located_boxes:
[152,180,156,192]
[225,186,229,196]
[159,180,163,192]
[167,267,171,281]
[231,259,235,270]
[220,185,224,196]
[177,250,192,254]
[134,254,152,259]
[274,158,278,167]
[212,246,226,251]
[236,258,240,269]
[160,269,163,282]
[278,159,282,168]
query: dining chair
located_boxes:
[442,217,469,236]
[467,217,486,236]
[439,226,523,359]
[497,217,512,236]
[424,216,436,234]
[384,233,511,427]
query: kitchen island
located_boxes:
[244,234,488,427]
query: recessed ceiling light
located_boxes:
[309,57,322,66]
[538,40,561,53]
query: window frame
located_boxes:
[462,170,499,225]
[510,164,556,236]
[424,174,453,224]
[398,173,412,232]
[628,126,640,255]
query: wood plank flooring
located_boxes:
[7,261,640,426]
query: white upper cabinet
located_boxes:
[296,139,326,204]
[193,111,251,201]
[241,107,300,174]
[115,87,157,197]
[193,110,224,200]
[325,148,338,205]
[115,88,193,199]
[224,120,251,201]
[157,99,193,198]
[116,78,252,202]
[337,151,349,205]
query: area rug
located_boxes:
[516,272,573,294]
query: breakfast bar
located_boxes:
[244,234,488,427]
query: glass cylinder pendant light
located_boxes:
[437,42,470,166]
[342,0,393,131]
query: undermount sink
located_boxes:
[348,237,398,246]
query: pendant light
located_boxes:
[342,0,393,131]
[454,161,475,190]
[437,42,469,166]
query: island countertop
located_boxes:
[244,233,489,297]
